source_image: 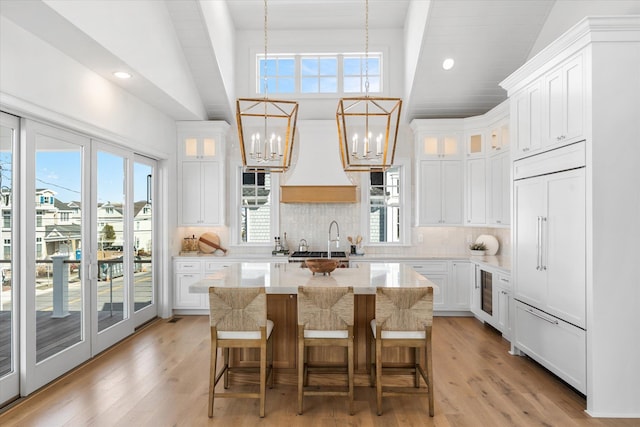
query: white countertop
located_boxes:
[174,252,511,274]
[469,255,511,273]
[189,262,437,295]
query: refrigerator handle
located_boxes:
[536,216,541,270]
[541,216,547,270]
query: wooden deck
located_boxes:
[0,305,150,376]
[1,316,638,426]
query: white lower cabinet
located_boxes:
[173,259,232,312]
[450,261,472,310]
[514,300,586,394]
[174,260,206,310]
[409,260,471,313]
[496,281,511,340]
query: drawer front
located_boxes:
[514,300,585,393]
[204,261,230,272]
[496,273,511,289]
[409,261,448,273]
[175,261,201,272]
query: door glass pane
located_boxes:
[35,141,83,362]
[97,151,126,332]
[133,162,153,312]
[0,123,14,377]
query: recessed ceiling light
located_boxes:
[442,58,455,71]
[113,71,132,79]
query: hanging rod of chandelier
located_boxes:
[236,0,299,173]
[336,0,402,172]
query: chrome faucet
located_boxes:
[327,220,340,259]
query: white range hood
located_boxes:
[281,120,358,203]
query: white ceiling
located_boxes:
[2,0,639,124]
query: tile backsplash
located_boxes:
[175,203,511,257]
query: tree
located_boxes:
[101,224,116,249]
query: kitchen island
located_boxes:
[189,262,436,378]
[189,261,435,294]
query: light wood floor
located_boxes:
[1,316,638,427]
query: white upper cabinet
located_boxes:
[181,134,218,160]
[488,151,510,226]
[418,133,462,159]
[543,52,585,148]
[417,160,463,225]
[511,52,585,162]
[176,121,228,226]
[465,130,485,158]
[412,120,464,226]
[465,157,486,225]
[488,118,510,154]
[511,80,542,159]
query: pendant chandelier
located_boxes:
[336,0,402,172]
[237,0,299,172]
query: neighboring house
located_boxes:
[0,188,151,261]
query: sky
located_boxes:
[35,150,152,205]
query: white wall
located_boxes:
[0,17,176,155]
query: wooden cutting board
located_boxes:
[198,232,227,254]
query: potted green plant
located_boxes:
[469,242,487,256]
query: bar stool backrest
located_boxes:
[298,286,354,330]
[375,287,433,331]
[209,287,266,331]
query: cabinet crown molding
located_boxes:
[500,16,640,95]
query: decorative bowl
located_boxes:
[304,258,339,275]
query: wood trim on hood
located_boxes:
[280,185,358,203]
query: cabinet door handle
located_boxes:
[182,274,193,278]
[526,307,558,325]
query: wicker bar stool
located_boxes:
[297,286,355,415]
[208,287,274,418]
[370,287,434,416]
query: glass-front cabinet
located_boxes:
[177,121,229,226]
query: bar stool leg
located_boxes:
[297,325,304,415]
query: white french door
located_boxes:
[132,155,157,326]
[90,142,134,355]
[16,120,158,397]
[0,112,19,405]
[22,119,92,395]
